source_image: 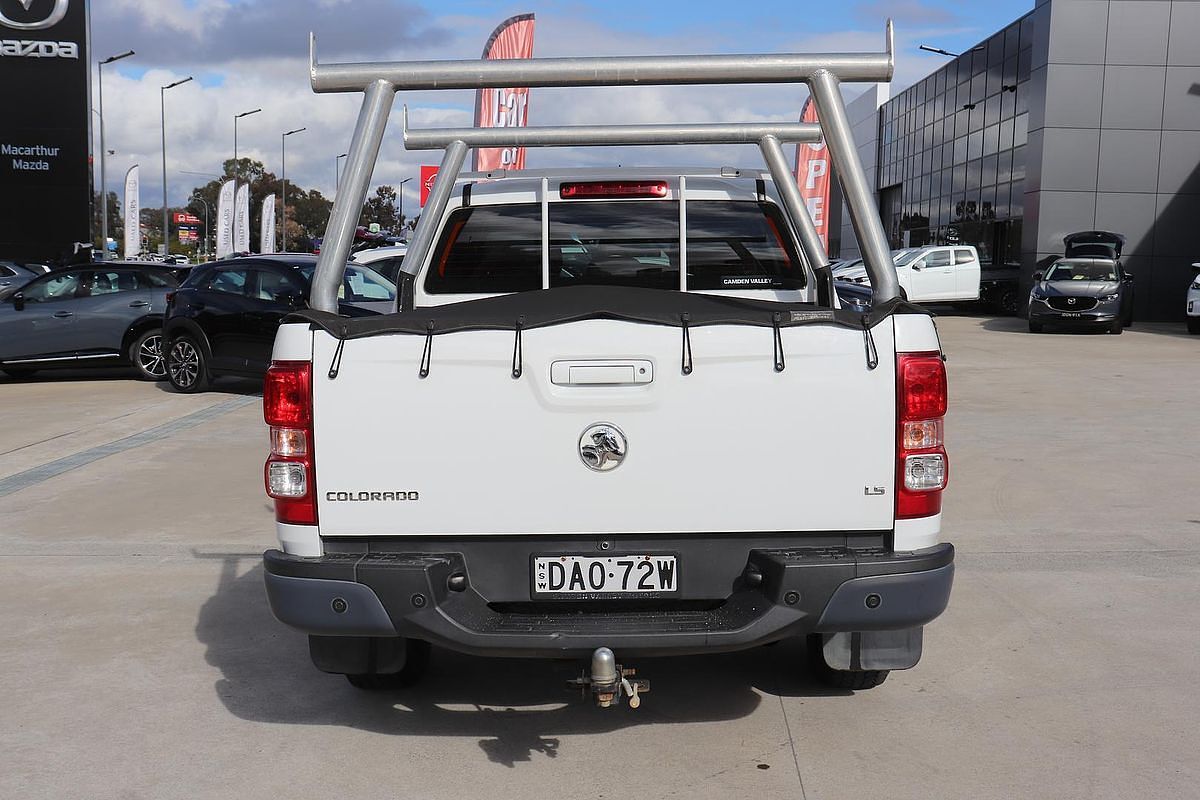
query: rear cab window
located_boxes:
[423,200,805,296]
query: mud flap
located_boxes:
[821,627,923,671]
[309,635,410,675]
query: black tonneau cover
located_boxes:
[290,285,928,340]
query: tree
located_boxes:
[360,184,399,231]
[180,160,335,254]
[91,190,121,252]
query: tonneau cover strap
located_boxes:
[511,316,525,379]
[862,316,879,371]
[772,312,786,372]
[680,313,693,375]
[419,321,434,378]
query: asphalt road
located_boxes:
[2,317,1197,799]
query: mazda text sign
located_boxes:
[0,0,89,262]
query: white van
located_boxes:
[833,245,982,303]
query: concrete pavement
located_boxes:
[1,318,1197,799]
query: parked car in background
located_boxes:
[351,243,408,283]
[1186,262,1200,335]
[1028,257,1134,334]
[834,278,872,312]
[833,245,983,303]
[0,265,179,379]
[0,261,46,300]
[162,254,395,392]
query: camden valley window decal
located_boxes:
[0,0,90,263]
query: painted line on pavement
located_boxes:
[0,395,258,499]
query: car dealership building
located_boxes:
[837,0,1200,321]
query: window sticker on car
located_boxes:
[720,275,783,287]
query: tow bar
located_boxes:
[568,647,651,709]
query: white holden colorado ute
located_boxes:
[261,27,954,704]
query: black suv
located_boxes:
[162,254,394,392]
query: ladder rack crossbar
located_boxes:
[307,23,900,313]
[402,113,824,150]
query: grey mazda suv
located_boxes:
[0,266,178,380]
[1028,257,1134,334]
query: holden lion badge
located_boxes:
[579,423,627,472]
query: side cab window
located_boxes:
[204,268,251,296]
[925,250,952,268]
[21,272,83,303]
[251,268,306,302]
[954,248,976,265]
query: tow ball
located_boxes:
[567,647,650,709]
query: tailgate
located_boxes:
[311,319,896,536]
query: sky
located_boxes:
[91,0,1036,212]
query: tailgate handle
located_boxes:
[551,360,653,386]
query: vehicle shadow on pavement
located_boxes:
[153,377,263,397]
[196,556,846,766]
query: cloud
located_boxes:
[91,0,960,214]
[91,0,452,66]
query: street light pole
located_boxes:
[192,196,211,259]
[281,127,306,252]
[918,44,984,58]
[397,176,412,237]
[97,49,135,260]
[232,108,262,252]
[161,76,193,258]
[335,152,348,193]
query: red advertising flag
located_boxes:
[419,165,439,208]
[794,97,831,251]
[473,13,536,172]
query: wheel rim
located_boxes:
[138,334,166,378]
[169,340,199,387]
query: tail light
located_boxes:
[165,290,176,308]
[264,361,317,525]
[560,181,668,199]
[896,352,948,519]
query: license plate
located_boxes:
[1061,312,1082,318]
[532,554,678,597]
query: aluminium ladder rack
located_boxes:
[306,24,899,313]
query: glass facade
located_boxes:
[877,13,1034,268]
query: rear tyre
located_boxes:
[806,634,889,690]
[1028,320,1044,333]
[1,367,37,379]
[166,335,209,393]
[130,330,167,381]
[345,639,431,690]
[1188,317,1200,335]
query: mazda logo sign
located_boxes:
[0,0,68,31]
[579,423,627,472]
[1067,297,1077,306]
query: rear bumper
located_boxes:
[263,539,954,658]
